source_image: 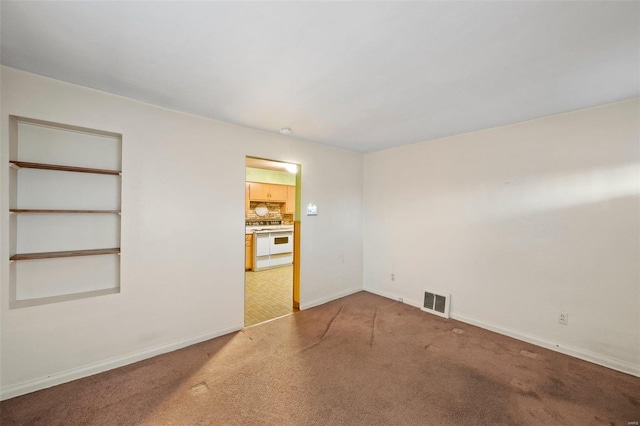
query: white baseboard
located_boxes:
[362,287,399,302]
[450,312,640,378]
[301,287,362,310]
[363,289,640,378]
[0,323,244,401]
[363,286,421,309]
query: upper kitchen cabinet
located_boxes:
[270,184,287,201]
[285,185,296,214]
[245,182,250,214]
[248,182,287,202]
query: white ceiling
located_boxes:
[1,2,638,153]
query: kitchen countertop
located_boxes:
[246,225,294,235]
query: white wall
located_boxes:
[0,67,363,398]
[364,99,640,376]
[1,66,637,400]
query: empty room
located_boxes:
[1,1,639,425]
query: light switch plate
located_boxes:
[306,204,318,216]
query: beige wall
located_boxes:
[0,67,363,398]
[363,98,640,375]
[2,65,637,399]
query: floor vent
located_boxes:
[421,289,451,319]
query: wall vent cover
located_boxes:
[421,289,451,319]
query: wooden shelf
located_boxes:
[10,209,121,214]
[10,248,120,261]
[10,161,121,175]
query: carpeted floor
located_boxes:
[245,265,294,326]
[2,291,639,425]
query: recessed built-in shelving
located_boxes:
[10,248,121,261]
[9,115,123,308]
[10,160,121,175]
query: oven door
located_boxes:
[269,232,293,255]
[255,233,271,257]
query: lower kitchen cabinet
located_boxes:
[245,233,253,270]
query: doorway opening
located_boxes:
[244,156,300,326]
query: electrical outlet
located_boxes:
[559,312,568,325]
[391,273,395,282]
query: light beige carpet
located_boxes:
[245,265,293,326]
[2,291,639,425]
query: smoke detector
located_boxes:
[279,127,292,135]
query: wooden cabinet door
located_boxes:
[285,185,296,214]
[249,182,288,201]
[245,234,253,270]
[249,182,270,200]
[269,184,288,202]
[245,182,250,214]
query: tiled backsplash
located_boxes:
[281,213,293,225]
[246,202,283,220]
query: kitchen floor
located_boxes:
[245,265,294,326]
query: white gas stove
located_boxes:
[246,221,294,271]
